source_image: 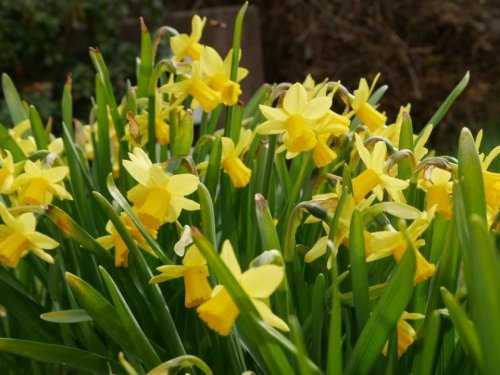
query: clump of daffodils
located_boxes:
[0,7,498,375]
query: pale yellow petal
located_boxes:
[255,120,287,135]
[304,236,328,263]
[201,46,224,77]
[354,133,371,167]
[26,231,59,249]
[259,105,288,122]
[252,299,289,332]
[183,245,206,267]
[371,141,387,170]
[283,83,308,114]
[301,97,332,120]
[241,265,284,299]
[31,248,55,264]
[17,213,37,231]
[167,174,200,196]
[151,265,185,283]
[43,166,69,182]
[220,240,241,278]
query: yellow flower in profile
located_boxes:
[475,131,500,217]
[221,129,253,188]
[133,93,170,146]
[0,150,15,194]
[11,160,73,205]
[97,211,157,267]
[123,148,200,230]
[160,61,222,113]
[197,240,289,336]
[150,244,212,308]
[418,167,453,219]
[201,46,248,106]
[0,202,59,268]
[365,207,436,283]
[352,134,409,203]
[170,15,206,61]
[257,83,332,153]
[351,74,387,131]
[8,120,37,156]
[383,312,424,357]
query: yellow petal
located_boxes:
[259,105,288,122]
[167,174,199,196]
[183,245,206,267]
[151,265,185,283]
[241,265,284,299]
[301,96,332,120]
[256,120,287,135]
[25,232,59,249]
[304,236,328,263]
[283,83,308,114]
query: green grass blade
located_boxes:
[345,240,416,375]
[0,122,26,161]
[28,106,48,150]
[95,76,112,193]
[99,267,161,369]
[289,316,313,375]
[147,355,213,375]
[2,73,28,125]
[349,209,370,332]
[198,183,217,247]
[413,311,441,375]
[398,111,413,180]
[62,75,73,138]
[310,273,325,367]
[326,259,343,375]
[205,137,222,199]
[0,338,117,374]
[440,287,482,367]
[137,18,153,98]
[255,193,281,251]
[425,71,469,130]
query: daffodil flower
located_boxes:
[383,312,425,357]
[0,150,15,194]
[201,46,248,106]
[0,202,59,268]
[310,111,350,167]
[352,134,409,203]
[365,207,436,283]
[257,83,332,153]
[131,93,170,146]
[197,240,289,336]
[418,167,453,219]
[8,120,37,156]
[475,130,500,218]
[350,74,387,131]
[150,244,212,308]
[123,148,200,230]
[221,129,253,187]
[97,211,156,267]
[160,61,222,113]
[11,160,73,205]
[170,15,206,61]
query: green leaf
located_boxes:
[425,71,469,130]
[326,259,343,375]
[255,193,281,251]
[289,316,312,375]
[28,106,48,150]
[413,311,441,375]
[0,339,116,374]
[2,73,28,125]
[205,137,222,199]
[349,209,370,332]
[0,122,26,161]
[137,18,153,98]
[345,238,416,374]
[62,75,73,138]
[95,76,112,192]
[198,182,217,247]
[147,355,213,375]
[310,274,325,366]
[440,287,482,367]
[40,309,93,323]
[398,111,414,180]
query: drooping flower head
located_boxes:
[11,160,73,206]
[351,74,387,131]
[0,149,15,194]
[418,167,453,219]
[151,244,212,308]
[383,312,425,357]
[221,129,253,188]
[197,240,289,336]
[123,148,200,231]
[170,15,207,61]
[0,202,59,268]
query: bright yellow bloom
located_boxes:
[383,312,425,357]
[257,83,332,153]
[160,61,222,113]
[150,245,212,308]
[11,160,72,205]
[8,120,37,156]
[197,240,289,336]
[365,207,436,283]
[201,46,248,106]
[352,134,409,203]
[170,15,206,61]
[132,94,170,146]
[418,167,453,219]
[221,129,253,187]
[351,74,387,131]
[97,211,157,267]
[0,202,59,268]
[0,150,15,194]
[123,148,200,230]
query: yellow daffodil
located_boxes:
[201,46,248,106]
[418,167,453,219]
[160,61,222,113]
[351,74,387,131]
[8,120,37,156]
[150,244,212,308]
[0,202,59,268]
[132,94,170,146]
[365,207,436,283]
[0,150,15,194]
[170,15,206,61]
[11,160,72,205]
[257,83,332,153]
[383,312,425,357]
[123,148,200,230]
[221,129,253,187]
[475,131,500,217]
[197,240,289,336]
[97,211,156,267]
[352,134,409,203]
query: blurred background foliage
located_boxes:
[0,0,499,154]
